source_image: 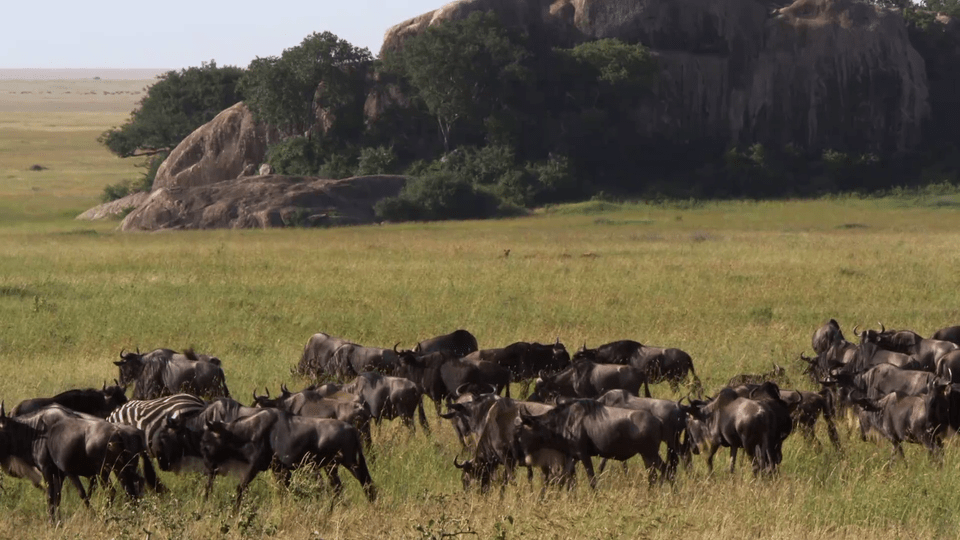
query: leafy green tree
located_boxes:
[98,61,244,158]
[241,32,372,140]
[382,11,530,151]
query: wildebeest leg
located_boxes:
[325,464,344,498]
[728,447,739,475]
[203,470,217,501]
[68,475,90,507]
[418,400,430,433]
[825,416,842,452]
[232,468,258,513]
[44,467,64,525]
[705,443,719,473]
[141,455,166,493]
[598,457,608,473]
[581,457,598,489]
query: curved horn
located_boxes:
[1,401,5,418]
[555,336,560,346]
[453,456,466,469]
[119,348,126,359]
[265,386,271,398]
[454,383,472,398]
[852,324,861,338]
[253,389,260,402]
[878,321,885,334]
[799,352,812,363]
[393,342,401,354]
[281,383,288,394]
[136,347,141,355]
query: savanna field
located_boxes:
[3,78,960,539]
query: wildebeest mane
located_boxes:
[135,357,167,400]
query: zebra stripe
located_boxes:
[107,393,206,446]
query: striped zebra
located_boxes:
[107,393,206,452]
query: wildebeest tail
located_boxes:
[642,379,651,398]
[350,430,377,502]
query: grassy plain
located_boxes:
[2,79,960,539]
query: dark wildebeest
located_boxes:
[855,323,957,372]
[726,382,793,467]
[685,388,779,475]
[328,343,402,380]
[519,399,667,488]
[731,385,841,452]
[395,349,491,416]
[574,341,701,393]
[0,403,151,523]
[595,389,691,478]
[528,360,650,402]
[932,325,960,347]
[252,386,372,446]
[13,383,127,418]
[341,372,428,432]
[852,381,952,464]
[479,340,571,396]
[812,319,845,355]
[414,329,479,358]
[297,332,356,380]
[114,348,229,400]
[199,409,376,510]
[460,357,512,398]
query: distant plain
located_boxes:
[2,74,960,539]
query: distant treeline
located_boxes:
[100,3,960,221]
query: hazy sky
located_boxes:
[3,0,444,70]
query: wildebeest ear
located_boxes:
[0,401,5,418]
[439,411,457,419]
[414,343,422,354]
[519,413,535,426]
[114,361,125,367]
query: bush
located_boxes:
[319,153,358,179]
[100,153,165,202]
[355,146,399,176]
[375,172,501,221]
[265,137,323,176]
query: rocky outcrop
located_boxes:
[120,175,407,231]
[379,0,928,153]
[152,102,272,191]
[76,192,150,220]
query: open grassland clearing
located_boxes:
[3,97,960,538]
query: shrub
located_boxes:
[356,146,399,176]
[375,172,501,221]
[318,153,358,179]
[265,137,323,176]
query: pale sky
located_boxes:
[2,0,444,70]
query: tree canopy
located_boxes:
[98,61,244,158]
[240,32,372,140]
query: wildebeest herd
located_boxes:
[4,322,960,524]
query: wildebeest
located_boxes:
[0,403,151,523]
[297,332,356,380]
[479,340,571,395]
[252,385,372,445]
[595,390,691,477]
[574,341,700,392]
[528,360,650,402]
[12,382,127,418]
[852,381,952,464]
[812,319,846,355]
[341,372,428,431]
[114,348,229,400]
[829,363,943,400]
[731,385,841,452]
[855,323,957,372]
[727,382,793,467]
[519,399,667,488]
[395,349,492,415]
[685,388,779,475]
[199,409,376,510]
[327,343,401,380]
[414,329,479,358]
[932,325,960,346]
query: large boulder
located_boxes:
[76,192,150,220]
[152,102,272,191]
[120,175,407,231]
[379,0,928,153]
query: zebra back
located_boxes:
[107,393,206,446]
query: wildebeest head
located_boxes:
[251,387,280,408]
[151,411,192,471]
[572,342,597,363]
[102,380,128,411]
[114,348,145,386]
[552,339,571,370]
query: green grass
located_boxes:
[5,106,960,538]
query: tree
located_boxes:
[240,32,372,140]
[98,61,244,158]
[382,11,530,152]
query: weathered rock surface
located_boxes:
[120,175,407,231]
[380,0,928,153]
[152,102,272,191]
[76,192,150,220]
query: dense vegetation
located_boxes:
[99,3,960,217]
